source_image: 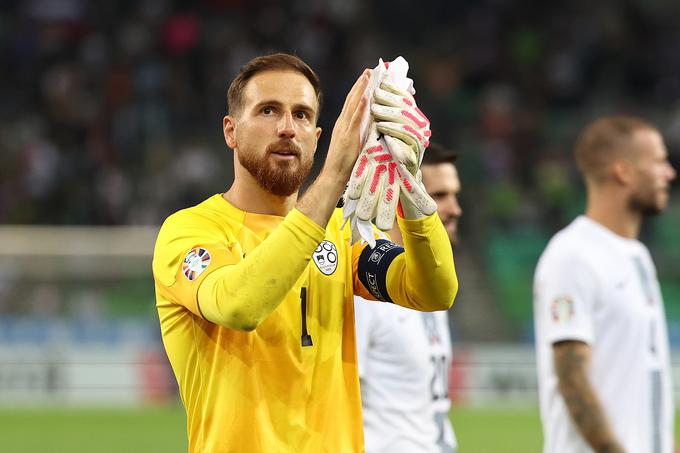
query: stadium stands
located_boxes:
[0,0,678,343]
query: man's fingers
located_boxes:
[371,104,429,129]
[356,164,386,221]
[347,152,370,199]
[348,95,368,133]
[375,165,399,231]
[345,69,371,114]
[397,166,437,216]
[341,69,370,118]
[383,135,417,168]
[379,79,412,99]
[376,122,424,154]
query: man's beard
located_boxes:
[238,140,314,196]
[628,190,664,217]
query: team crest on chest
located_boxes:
[182,247,211,281]
[313,240,338,275]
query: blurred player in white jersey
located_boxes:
[355,143,462,453]
[534,116,677,453]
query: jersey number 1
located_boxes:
[300,287,313,347]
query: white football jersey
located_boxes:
[534,216,674,453]
[355,297,457,453]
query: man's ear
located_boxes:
[611,160,634,186]
[312,126,322,153]
[223,115,237,149]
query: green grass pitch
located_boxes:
[0,406,187,453]
[5,405,675,451]
[1,405,544,452]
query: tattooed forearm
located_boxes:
[553,341,625,453]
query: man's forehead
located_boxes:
[627,128,667,160]
[242,69,318,108]
[422,163,460,189]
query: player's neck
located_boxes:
[585,193,641,240]
[223,177,298,217]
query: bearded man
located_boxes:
[534,116,677,453]
[152,53,458,452]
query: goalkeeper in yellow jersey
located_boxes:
[152,53,458,453]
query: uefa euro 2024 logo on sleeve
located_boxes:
[551,296,574,323]
[182,247,211,281]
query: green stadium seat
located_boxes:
[485,227,549,334]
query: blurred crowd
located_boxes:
[1,0,679,240]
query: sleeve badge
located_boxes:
[182,247,211,281]
[551,296,574,323]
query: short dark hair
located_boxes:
[227,53,323,119]
[574,115,656,182]
[422,142,458,166]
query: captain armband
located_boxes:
[357,239,405,303]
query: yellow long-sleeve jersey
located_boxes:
[152,194,457,452]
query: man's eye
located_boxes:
[262,107,274,115]
[295,111,307,120]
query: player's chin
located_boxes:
[656,193,670,211]
[268,158,300,172]
[641,199,666,216]
[655,186,670,203]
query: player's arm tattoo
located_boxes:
[553,340,625,453]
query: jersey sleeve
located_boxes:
[534,248,598,345]
[350,229,390,302]
[352,213,457,311]
[196,209,325,329]
[153,208,326,329]
[152,212,241,317]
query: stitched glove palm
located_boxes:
[346,124,398,231]
[345,123,435,232]
[343,57,436,246]
[372,78,431,174]
[371,78,436,220]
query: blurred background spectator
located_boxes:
[1,0,679,343]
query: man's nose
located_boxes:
[277,112,296,139]
[441,196,462,218]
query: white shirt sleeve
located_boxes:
[534,249,599,345]
[354,296,377,379]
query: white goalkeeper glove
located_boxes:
[372,78,431,171]
[342,57,436,245]
[371,75,435,221]
[344,126,435,233]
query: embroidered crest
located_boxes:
[551,296,574,323]
[313,240,338,276]
[182,247,211,281]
